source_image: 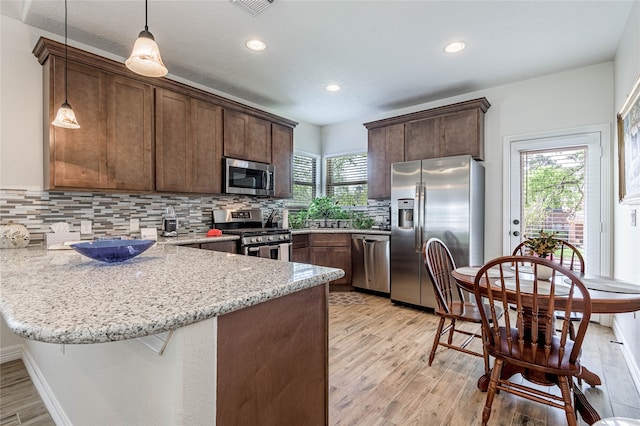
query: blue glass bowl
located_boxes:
[70,239,156,263]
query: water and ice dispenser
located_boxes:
[397,199,414,229]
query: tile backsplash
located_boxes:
[0,189,390,243]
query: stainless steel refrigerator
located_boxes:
[390,155,485,310]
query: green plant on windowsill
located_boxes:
[523,229,559,258]
[306,196,345,220]
[351,211,375,229]
[288,211,308,229]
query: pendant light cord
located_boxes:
[145,0,149,31]
[64,0,68,104]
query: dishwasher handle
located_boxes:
[363,238,379,285]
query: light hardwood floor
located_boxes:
[0,359,54,426]
[329,292,640,426]
[1,292,638,425]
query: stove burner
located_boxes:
[212,209,292,247]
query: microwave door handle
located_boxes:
[264,170,271,190]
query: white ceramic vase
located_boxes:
[536,264,553,280]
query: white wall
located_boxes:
[23,318,217,425]
[293,122,322,154]
[0,15,322,191]
[1,15,45,190]
[321,62,614,260]
[321,121,368,155]
[613,0,640,372]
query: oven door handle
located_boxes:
[246,245,279,253]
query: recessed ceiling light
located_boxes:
[326,84,341,92]
[444,41,466,54]
[246,39,267,51]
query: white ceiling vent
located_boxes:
[229,0,275,16]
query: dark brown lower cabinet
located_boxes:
[217,284,328,426]
[292,234,310,263]
[292,233,352,285]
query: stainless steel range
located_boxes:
[212,209,291,261]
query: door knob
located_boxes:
[513,231,520,237]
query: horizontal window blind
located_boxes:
[292,154,318,204]
[326,154,367,206]
[520,147,586,251]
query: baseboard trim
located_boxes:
[0,345,71,426]
[0,345,22,364]
[612,316,640,397]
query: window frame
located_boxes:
[290,150,321,206]
[323,151,368,207]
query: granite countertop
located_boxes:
[158,228,390,245]
[0,245,343,344]
[290,228,390,235]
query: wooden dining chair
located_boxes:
[512,239,585,273]
[423,238,502,374]
[513,239,585,340]
[473,256,592,426]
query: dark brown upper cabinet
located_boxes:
[223,109,272,165]
[34,37,297,195]
[271,123,294,198]
[155,88,223,194]
[42,56,153,191]
[367,123,404,199]
[364,97,490,199]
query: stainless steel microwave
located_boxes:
[224,158,275,196]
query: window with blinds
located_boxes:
[325,153,368,206]
[292,153,318,204]
[520,147,586,250]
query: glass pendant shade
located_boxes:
[52,102,80,129]
[52,0,80,129]
[125,30,168,77]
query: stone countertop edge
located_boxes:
[0,245,343,345]
[290,229,390,235]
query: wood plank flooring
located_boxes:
[0,360,54,426]
[329,292,640,426]
[1,292,638,425]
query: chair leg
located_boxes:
[567,322,583,386]
[481,327,490,374]
[447,319,456,344]
[429,316,446,366]
[482,358,503,426]
[558,376,577,426]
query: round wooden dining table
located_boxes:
[452,269,640,314]
[451,268,640,425]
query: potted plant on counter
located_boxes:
[306,196,352,228]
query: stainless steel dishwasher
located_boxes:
[351,234,390,294]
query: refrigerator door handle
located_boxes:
[415,182,422,253]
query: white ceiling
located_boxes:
[1,0,635,126]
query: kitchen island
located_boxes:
[0,244,343,425]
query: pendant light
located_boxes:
[52,0,80,129]
[125,0,168,77]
